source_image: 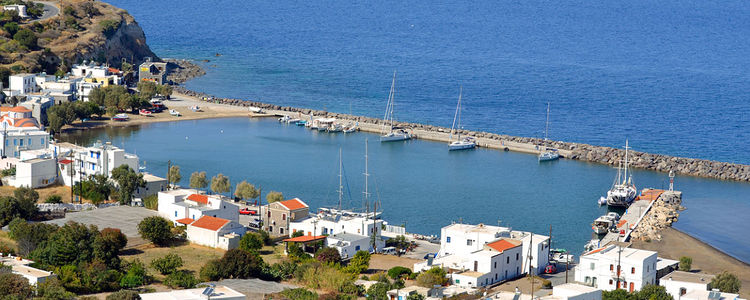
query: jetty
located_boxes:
[595,189,682,248]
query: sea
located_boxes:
[98,0,750,261]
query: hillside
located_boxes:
[0,0,157,78]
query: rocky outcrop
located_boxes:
[630,191,684,242]
[164,59,206,84]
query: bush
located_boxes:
[416,267,447,287]
[13,28,37,49]
[267,261,297,280]
[106,290,141,300]
[164,269,198,289]
[258,229,272,245]
[678,256,692,272]
[387,266,412,280]
[218,249,266,279]
[296,262,355,293]
[344,250,370,274]
[143,195,158,210]
[710,271,741,293]
[239,232,264,252]
[316,247,342,265]
[100,19,120,38]
[45,195,63,204]
[199,259,222,281]
[150,253,183,275]
[137,216,173,246]
[0,273,33,299]
[281,288,319,300]
[120,259,148,288]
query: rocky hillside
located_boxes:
[0,0,157,76]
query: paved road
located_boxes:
[33,1,59,21]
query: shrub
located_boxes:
[45,195,63,204]
[120,259,148,288]
[0,273,33,299]
[710,272,741,293]
[143,195,158,210]
[678,256,692,272]
[137,216,173,246]
[344,250,370,274]
[100,19,120,38]
[387,266,412,280]
[281,288,318,300]
[106,290,141,300]
[199,259,222,281]
[416,267,446,287]
[164,269,198,289]
[268,261,297,280]
[150,253,183,275]
[13,28,37,49]
[316,247,342,265]
[239,232,264,252]
[296,262,354,293]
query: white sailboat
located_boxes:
[448,86,476,151]
[538,102,560,162]
[380,71,412,142]
[606,140,637,207]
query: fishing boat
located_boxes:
[606,140,637,207]
[380,71,412,142]
[327,123,344,133]
[139,109,152,116]
[112,113,129,121]
[278,115,292,123]
[592,215,614,234]
[343,122,358,133]
[169,109,181,116]
[538,103,560,162]
[249,106,263,113]
[448,87,476,151]
[190,105,202,112]
[296,120,307,126]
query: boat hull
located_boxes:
[538,152,560,162]
[449,141,476,151]
[380,133,412,142]
[606,185,637,207]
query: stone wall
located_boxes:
[630,191,683,242]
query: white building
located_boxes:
[157,189,239,223]
[133,173,168,199]
[575,245,658,292]
[435,223,550,275]
[1,106,50,158]
[290,209,383,238]
[681,289,744,300]
[0,255,56,286]
[2,5,27,18]
[185,216,246,250]
[140,285,245,300]
[415,238,524,289]
[8,73,37,95]
[659,271,718,300]
[53,141,139,186]
[387,286,432,300]
[4,156,56,188]
[326,232,384,259]
[491,284,602,300]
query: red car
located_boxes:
[545,264,557,274]
[239,208,257,215]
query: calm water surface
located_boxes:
[61,118,750,262]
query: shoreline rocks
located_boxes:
[630,191,684,242]
[166,61,750,183]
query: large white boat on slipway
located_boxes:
[380,71,412,142]
[606,140,637,207]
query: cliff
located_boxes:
[0,0,157,74]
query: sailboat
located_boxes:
[380,71,412,142]
[448,86,476,151]
[538,102,560,162]
[606,140,637,207]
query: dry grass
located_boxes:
[120,242,225,280]
[0,230,17,251]
[0,185,73,203]
[369,254,421,273]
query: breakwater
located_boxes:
[172,86,750,182]
[178,86,750,183]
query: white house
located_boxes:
[133,173,168,199]
[2,5,27,18]
[185,216,246,250]
[8,73,37,95]
[435,223,550,275]
[290,209,383,238]
[4,156,56,188]
[387,286,432,300]
[491,284,602,300]
[575,245,658,292]
[157,189,239,224]
[415,238,524,289]
[140,285,245,300]
[326,232,384,259]
[681,289,744,300]
[0,255,56,286]
[659,271,716,299]
[0,106,50,158]
[53,141,139,186]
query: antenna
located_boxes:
[363,139,370,213]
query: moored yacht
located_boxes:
[380,71,412,142]
[606,140,637,207]
[448,86,476,151]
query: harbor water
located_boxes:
[60,118,750,262]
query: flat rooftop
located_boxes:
[661,270,715,284]
[140,286,244,300]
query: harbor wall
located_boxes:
[172,86,750,183]
[629,191,683,242]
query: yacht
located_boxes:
[448,86,476,151]
[538,103,560,162]
[380,71,412,142]
[606,140,637,207]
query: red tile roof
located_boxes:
[283,235,326,243]
[189,216,230,231]
[583,247,607,256]
[487,239,521,252]
[175,218,194,225]
[278,198,308,211]
[59,159,73,165]
[187,194,209,204]
[9,106,31,113]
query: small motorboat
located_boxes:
[598,196,607,206]
[112,113,129,121]
[139,109,152,116]
[592,215,614,234]
[296,120,307,126]
[343,123,358,133]
[327,123,343,133]
[190,105,202,112]
[289,118,302,124]
[278,115,292,123]
[169,109,181,116]
[249,106,263,113]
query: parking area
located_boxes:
[43,206,159,246]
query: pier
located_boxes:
[596,189,682,247]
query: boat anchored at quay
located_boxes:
[448,86,476,151]
[606,140,637,207]
[380,71,412,142]
[538,103,560,162]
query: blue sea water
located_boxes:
[106,0,750,164]
[61,119,750,262]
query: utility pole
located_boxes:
[528,232,535,298]
[615,244,622,290]
[565,251,570,283]
[166,160,171,189]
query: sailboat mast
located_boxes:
[457,87,463,140]
[624,140,629,183]
[381,71,397,134]
[363,139,370,215]
[338,148,343,211]
[389,71,396,131]
[450,87,461,142]
[544,103,550,141]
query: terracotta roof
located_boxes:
[189,216,230,231]
[278,198,308,211]
[583,247,607,256]
[59,159,73,164]
[0,107,11,112]
[487,239,521,252]
[9,106,31,113]
[283,235,326,243]
[187,194,209,204]
[14,118,38,128]
[175,218,194,225]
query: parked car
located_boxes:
[545,264,557,274]
[239,208,257,215]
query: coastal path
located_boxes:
[32,1,60,21]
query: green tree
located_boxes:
[137,81,157,100]
[407,293,425,300]
[710,271,741,293]
[121,62,133,73]
[199,259,222,281]
[14,186,40,217]
[0,67,10,88]
[137,216,173,246]
[0,273,33,299]
[111,164,146,204]
[46,194,63,204]
[189,171,208,189]
[345,250,371,274]
[90,174,115,203]
[120,259,148,288]
[36,277,76,299]
[266,191,284,203]
[218,249,266,279]
[13,28,37,49]
[416,266,447,288]
[29,222,99,268]
[366,281,393,300]
[315,247,341,265]
[387,266,412,280]
[93,228,128,269]
[239,232,264,252]
[106,290,141,300]
[150,253,183,275]
[8,218,58,255]
[0,196,21,227]
[635,285,672,300]
[3,22,19,35]
[157,84,174,98]
[235,180,259,201]
[164,269,198,289]
[678,256,692,272]
[281,288,318,300]
[211,173,230,195]
[168,165,182,188]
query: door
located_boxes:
[629,282,634,292]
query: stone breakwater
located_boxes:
[164,59,207,84]
[630,191,683,242]
[171,85,750,182]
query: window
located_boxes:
[516,253,519,260]
[174,211,177,217]
[223,205,226,209]
[505,270,508,278]
[13,139,16,146]
[4,140,7,146]
[467,239,473,246]
[447,237,451,243]
[19,139,22,146]
[28,138,31,146]
[610,264,614,271]
[455,279,460,284]
[41,138,45,145]
[495,273,498,280]
[679,288,687,296]
[590,263,595,270]
[355,245,360,251]
[280,228,284,234]
[631,267,635,274]
[494,262,497,269]
[506,257,509,264]
[267,211,271,217]
[609,279,613,285]
[592,277,597,287]
[282,214,286,220]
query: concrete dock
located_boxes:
[598,189,664,246]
